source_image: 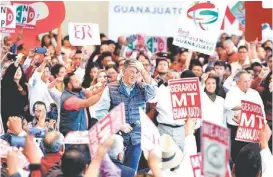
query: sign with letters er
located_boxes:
[235,100,265,143]
[88,103,125,157]
[1,5,16,33]
[169,77,202,120]
[69,22,101,46]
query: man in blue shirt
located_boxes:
[99,59,156,170]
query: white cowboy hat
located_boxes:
[143,134,184,170]
[160,134,184,169]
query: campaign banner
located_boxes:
[0,5,16,33]
[68,22,101,46]
[64,131,89,144]
[173,1,227,55]
[230,1,245,27]
[190,153,203,177]
[168,78,202,120]
[190,153,231,177]
[140,108,161,157]
[88,103,126,157]
[201,121,230,177]
[235,100,265,143]
[15,4,38,29]
[126,34,167,54]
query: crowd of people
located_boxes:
[0,25,272,177]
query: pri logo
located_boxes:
[16,5,36,24]
[187,2,219,31]
[1,6,14,27]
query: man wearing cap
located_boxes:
[154,59,169,84]
[99,59,156,171]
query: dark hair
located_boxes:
[62,35,69,46]
[101,51,112,60]
[226,63,231,72]
[33,101,47,113]
[179,49,189,55]
[205,66,215,73]
[235,143,261,177]
[2,63,27,92]
[100,33,107,40]
[156,59,169,69]
[214,61,227,69]
[75,50,82,55]
[61,149,86,177]
[251,62,263,70]
[82,62,100,88]
[107,40,116,45]
[64,72,75,87]
[51,64,65,78]
[96,51,112,69]
[238,45,248,52]
[245,67,253,72]
[180,70,196,78]
[189,59,202,70]
[17,44,24,51]
[216,42,224,48]
[69,144,91,165]
[106,65,118,72]
[204,74,220,93]
[41,34,52,47]
[264,46,272,52]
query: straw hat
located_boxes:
[143,134,184,170]
[160,134,184,169]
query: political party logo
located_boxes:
[1,5,16,33]
[15,4,37,29]
[187,2,219,31]
[230,1,245,26]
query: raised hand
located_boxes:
[7,116,24,135]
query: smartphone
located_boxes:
[7,53,17,61]
[10,136,26,148]
[11,44,17,54]
[34,47,47,54]
[28,128,46,138]
[157,52,169,58]
[47,103,58,120]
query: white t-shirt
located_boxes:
[28,71,54,115]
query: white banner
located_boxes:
[68,22,101,46]
[108,1,185,41]
[0,5,16,33]
[64,131,89,144]
[109,2,242,42]
[173,1,227,55]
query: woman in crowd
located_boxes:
[82,62,100,88]
[88,70,109,120]
[1,62,28,131]
[202,74,226,127]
